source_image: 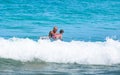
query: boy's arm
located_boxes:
[59,35,63,40]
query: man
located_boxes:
[49,26,58,39]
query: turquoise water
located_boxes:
[0,0,120,41]
[0,0,120,74]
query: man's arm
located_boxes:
[49,31,55,38]
[48,31,52,38]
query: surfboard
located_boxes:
[40,36,50,40]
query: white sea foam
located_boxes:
[0,37,120,65]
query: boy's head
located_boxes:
[59,29,64,34]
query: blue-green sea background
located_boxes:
[0,0,120,41]
[0,0,120,74]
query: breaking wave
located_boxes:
[0,37,120,65]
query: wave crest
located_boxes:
[0,37,120,65]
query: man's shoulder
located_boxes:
[49,30,52,33]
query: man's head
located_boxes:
[53,26,58,32]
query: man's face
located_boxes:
[53,27,58,32]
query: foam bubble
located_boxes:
[0,37,120,65]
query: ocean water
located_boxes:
[0,0,120,75]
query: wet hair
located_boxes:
[53,26,58,30]
[59,29,64,34]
